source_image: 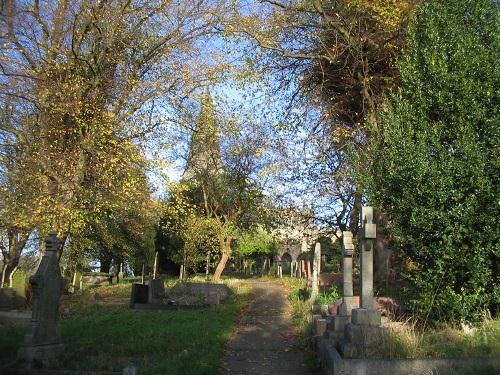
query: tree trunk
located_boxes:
[56,234,68,260]
[213,253,229,281]
[349,192,362,236]
[213,236,231,281]
[0,230,29,288]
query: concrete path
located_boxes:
[219,281,308,375]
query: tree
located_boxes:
[362,0,499,323]
[233,227,277,267]
[0,1,229,264]
[226,0,416,235]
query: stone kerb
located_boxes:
[17,231,64,369]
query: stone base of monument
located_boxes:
[16,342,65,369]
[336,308,387,359]
[315,337,500,375]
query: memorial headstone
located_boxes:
[130,283,149,307]
[17,232,64,368]
[118,263,124,284]
[327,231,355,342]
[310,242,321,302]
[338,207,386,358]
[360,206,376,308]
[148,278,165,303]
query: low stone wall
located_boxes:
[169,282,232,306]
[316,337,500,375]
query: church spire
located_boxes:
[183,91,223,180]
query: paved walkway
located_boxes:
[219,281,308,375]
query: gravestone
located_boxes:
[338,207,386,358]
[310,242,321,302]
[339,231,355,316]
[117,263,124,284]
[327,231,355,342]
[130,283,149,307]
[17,232,64,368]
[360,206,376,309]
[148,278,165,303]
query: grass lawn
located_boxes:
[0,279,250,375]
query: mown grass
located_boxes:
[0,279,250,375]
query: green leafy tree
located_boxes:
[234,227,277,258]
[362,0,499,323]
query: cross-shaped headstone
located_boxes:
[360,206,376,309]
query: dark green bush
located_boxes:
[362,0,499,323]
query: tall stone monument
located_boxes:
[17,231,64,368]
[309,242,321,302]
[327,231,355,342]
[339,231,355,316]
[339,207,386,358]
[360,206,376,308]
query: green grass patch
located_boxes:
[0,280,250,375]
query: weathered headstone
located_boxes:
[130,283,149,307]
[338,207,386,358]
[360,206,376,309]
[326,231,355,342]
[310,242,321,302]
[17,231,64,368]
[118,263,124,284]
[339,231,355,316]
[148,278,165,303]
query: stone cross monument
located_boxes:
[338,207,386,358]
[360,206,376,309]
[17,231,64,368]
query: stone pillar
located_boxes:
[17,231,64,368]
[339,231,354,316]
[309,242,321,302]
[360,206,376,309]
[338,207,386,358]
[118,263,124,284]
[326,231,355,343]
[153,252,158,279]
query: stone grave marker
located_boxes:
[310,242,321,302]
[326,231,355,343]
[338,207,386,358]
[130,283,149,307]
[17,231,64,368]
[148,278,165,303]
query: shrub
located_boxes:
[361,0,499,323]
